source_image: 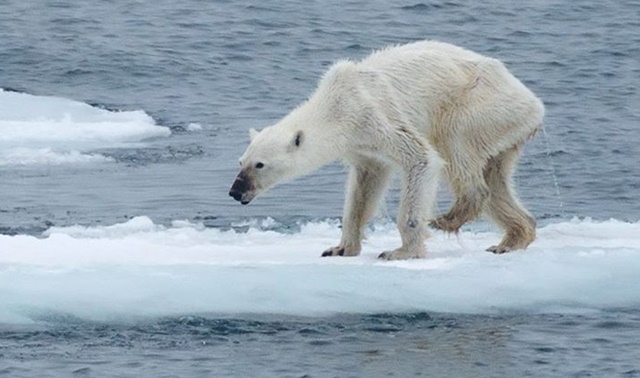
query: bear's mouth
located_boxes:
[229,187,255,205]
[229,171,257,205]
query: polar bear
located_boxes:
[229,40,544,260]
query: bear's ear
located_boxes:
[249,128,260,142]
[293,131,303,148]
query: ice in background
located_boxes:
[0,89,170,166]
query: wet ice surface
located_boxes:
[2,218,640,321]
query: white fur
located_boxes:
[234,40,544,259]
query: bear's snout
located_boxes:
[229,187,243,202]
[229,173,253,205]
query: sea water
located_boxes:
[1,0,640,377]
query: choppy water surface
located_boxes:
[1,0,640,376]
[3,312,640,378]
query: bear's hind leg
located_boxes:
[322,159,391,257]
[430,157,490,233]
[483,145,536,254]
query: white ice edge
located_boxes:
[1,217,639,322]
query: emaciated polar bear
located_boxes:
[229,40,544,260]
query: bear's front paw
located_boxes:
[321,245,360,257]
[378,248,425,260]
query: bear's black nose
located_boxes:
[229,189,243,202]
[230,173,251,203]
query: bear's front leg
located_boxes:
[322,159,391,257]
[378,147,443,260]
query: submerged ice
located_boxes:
[1,217,639,323]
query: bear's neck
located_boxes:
[282,99,355,172]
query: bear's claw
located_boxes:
[377,251,392,260]
[321,246,359,257]
[321,248,344,257]
[378,248,425,260]
[486,245,510,254]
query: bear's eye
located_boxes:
[255,162,265,169]
[294,131,303,147]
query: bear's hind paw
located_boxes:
[378,248,425,260]
[486,245,510,254]
[486,243,527,254]
[486,234,534,254]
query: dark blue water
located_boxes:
[2,312,640,378]
[2,0,640,376]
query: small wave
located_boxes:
[98,144,204,166]
[400,2,461,11]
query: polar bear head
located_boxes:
[228,61,360,205]
[229,126,307,205]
